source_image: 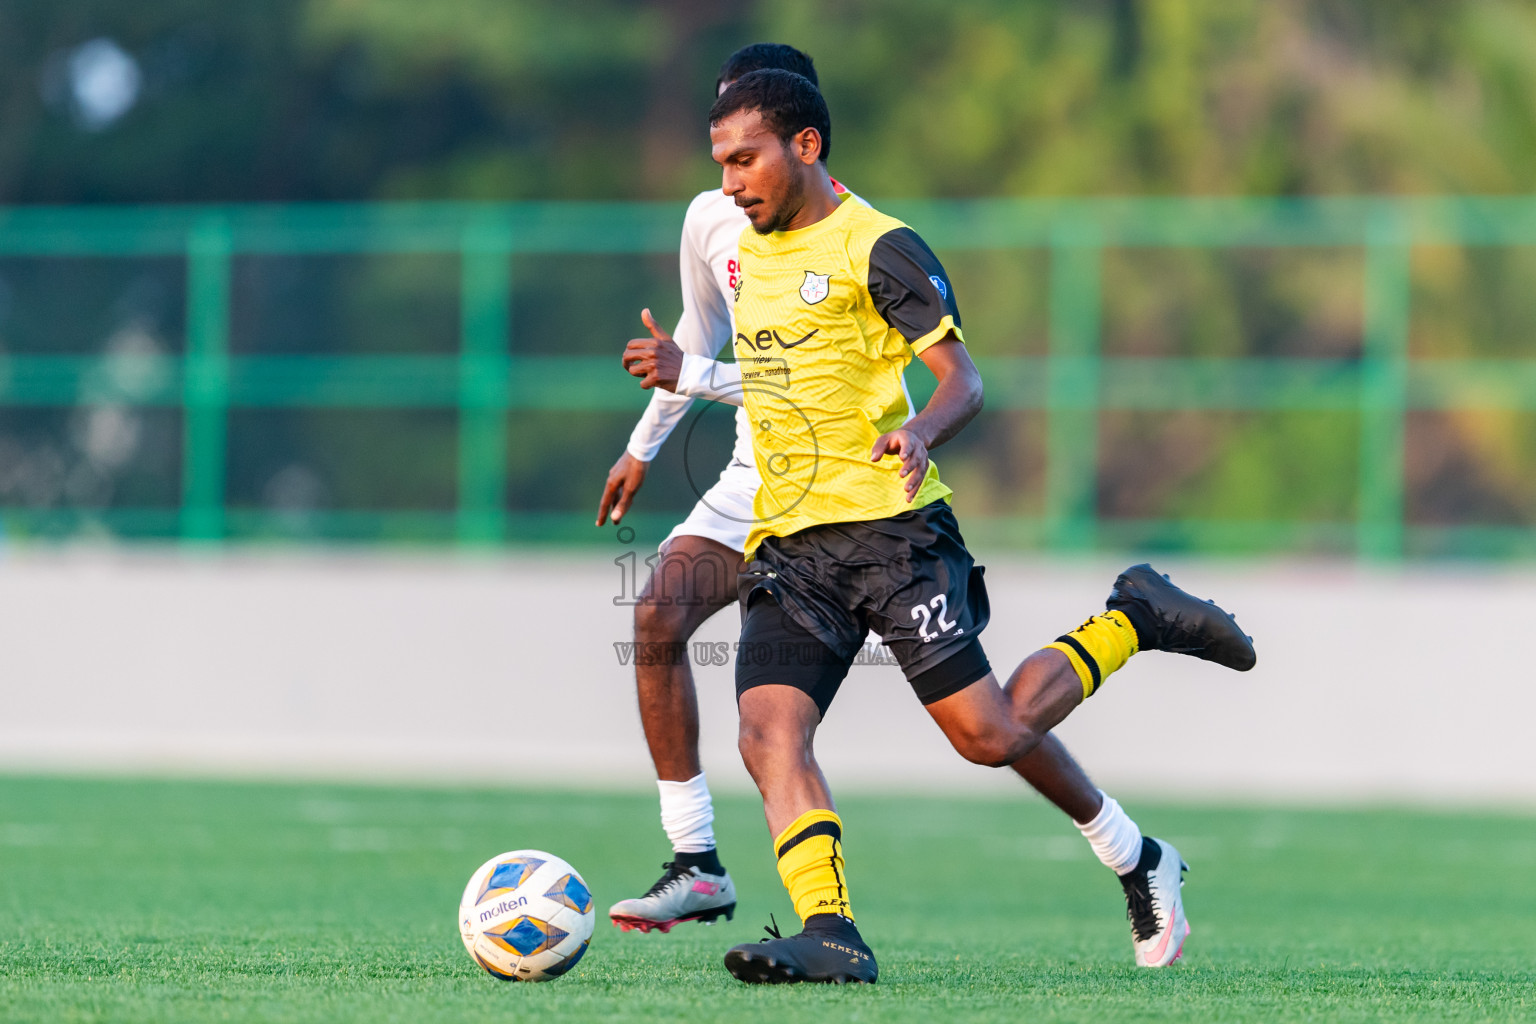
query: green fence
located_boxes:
[1,197,1535,557]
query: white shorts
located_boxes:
[662,459,759,554]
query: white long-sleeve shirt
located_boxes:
[676,352,744,406]
[625,189,755,468]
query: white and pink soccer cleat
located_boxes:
[1118,837,1190,967]
[608,861,737,934]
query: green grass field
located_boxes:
[1,776,1532,1023]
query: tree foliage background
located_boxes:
[3,0,1536,549]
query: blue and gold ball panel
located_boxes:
[544,873,593,914]
[471,949,517,981]
[484,916,569,958]
[541,939,590,978]
[476,856,546,905]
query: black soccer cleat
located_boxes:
[724,913,878,985]
[1107,563,1256,671]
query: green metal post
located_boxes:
[1045,217,1103,552]
[1358,207,1410,560]
[181,216,230,542]
[457,219,512,545]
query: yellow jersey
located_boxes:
[733,193,964,557]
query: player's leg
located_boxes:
[923,663,1196,965]
[1013,735,1147,879]
[736,685,834,837]
[844,502,1186,961]
[1010,732,1191,967]
[608,533,742,933]
[1010,733,1101,822]
[722,595,876,984]
[921,560,1257,768]
[918,563,1255,965]
[633,534,740,782]
[1015,735,1142,876]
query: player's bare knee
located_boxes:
[737,714,806,769]
[948,729,1004,768]
[736,717,774,769]
[968,739,1018,769]
[644,543,737,614]
[633,598,693,645]
[950,722,1033,768]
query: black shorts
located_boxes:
[734,500,992,716]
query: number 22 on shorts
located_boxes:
[911,594,959,642]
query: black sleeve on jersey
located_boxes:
[867,227,962,345]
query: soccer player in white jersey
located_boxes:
[597,45,823,934]
[601,46,1198,969]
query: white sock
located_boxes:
[1075,790,1144,875]
[657,772,716,854]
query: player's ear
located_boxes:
[793,127,823,166]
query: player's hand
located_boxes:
[597,450,649,526]
[621,309,683,392]
[870,428,930,502]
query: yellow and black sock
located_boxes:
[1045,610,1139,699]
[774,808,853,922]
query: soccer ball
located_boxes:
[459,849,595,981]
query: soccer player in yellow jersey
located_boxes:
[631,69,1256,984]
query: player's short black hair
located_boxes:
[716,43,818,92]
[709,68,832,164]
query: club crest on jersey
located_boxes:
[799,271,830,305]
[929,275,948,299]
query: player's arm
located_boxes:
[871,337,983,499]
[907,337,984,449]
[625,322,746,407]
[601,305,685,526]
[865,227,981,500]
[676,354,745,406]
[601,196,726,525]
[623,204,743,404]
